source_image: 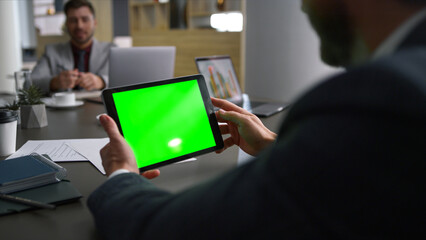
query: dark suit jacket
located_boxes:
[88,21,426,239]
[31,39,115,93]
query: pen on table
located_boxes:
[0,193,56,210]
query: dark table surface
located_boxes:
[0,96,286,240]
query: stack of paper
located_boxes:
[8,138,197,175]
[8,138,109,174]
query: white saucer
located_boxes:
[42,98,84,109]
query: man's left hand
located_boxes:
[76,72,105,90]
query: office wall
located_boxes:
[244,0,339,103]
[18,0,37,49]
[0,1,22,94]
[91,0,114,42]
[113,0,129,36]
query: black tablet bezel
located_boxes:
[102,74,224,172]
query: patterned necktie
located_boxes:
[75,50,86,90]
[77,50,86,72]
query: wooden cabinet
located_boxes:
[186,0,242,29]
[129,0,170,33]
[129,0,242,32]
[129,0,244,85]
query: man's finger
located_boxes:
[66,70,79,78]
[215,137,233,153]
[223,137,236,150]
[141,169,160,179]
[99,143,110,158]
[99,114,122,140]
[218,109,245,127]
[84,81,95,90]
[219,123,230,135]
[74,76,82,85]
[79,80,88,89]
[211,97,249,114]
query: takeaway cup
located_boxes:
[0,110,18,156]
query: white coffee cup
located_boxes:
[0,110,18,156]
[53,92,76,106]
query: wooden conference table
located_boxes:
[0,99,286,240]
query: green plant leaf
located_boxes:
[18,85,43,105]
[6,100,20,110]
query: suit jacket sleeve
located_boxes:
[88,50,426,240]
[30,45,57,94]
[89,40,116,88]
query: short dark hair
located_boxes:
[64,0,95,17]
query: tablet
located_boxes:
[102,75,224,172]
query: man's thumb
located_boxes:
[99,114,122,140]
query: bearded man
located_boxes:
[31,0,115,93]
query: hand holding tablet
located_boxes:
[102,75,224,172]
[98,114,160,178]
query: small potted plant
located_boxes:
[5,100,21,125]
[18,85,48,128]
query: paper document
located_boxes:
[68,138,109,174]
[9,138,109,174]
[9,138,198,175]
[73,90,101,100]
[8,140,87,162]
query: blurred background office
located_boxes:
[0,0,337,103]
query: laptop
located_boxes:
[195,55,289,117]
[85,46,176,103]
[108,46,176,88]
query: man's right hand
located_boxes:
[50,69,79,91]
[211,98,277,156]
[99,114,160,179]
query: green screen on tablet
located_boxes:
[105,75,223,171]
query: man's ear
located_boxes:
[62,24,69,36]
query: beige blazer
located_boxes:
[31,39,116,93]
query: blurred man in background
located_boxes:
[31,0,115,94]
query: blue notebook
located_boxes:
[0,153,67,194]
